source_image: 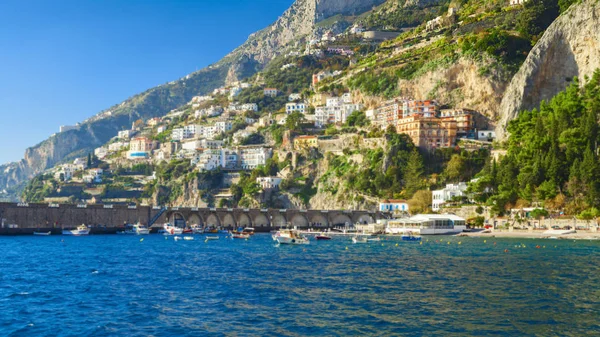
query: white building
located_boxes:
[264,88,278,97]
[432,182,469,211]
[350,23,365,35]
[157,125,167,134]
[118,130,133,139]
[477,130,496,141]
[94,147,108,159]
[192,95,212,103]
[286,102,306,114]
[195,149,238,171]
[289,93,302,101]
[195,106,223,118]
[509,0,527,5]
[108,142,128,152]
[240,103,258,112]
[257,177,283,190]
[315,96,362,127]
[172,125,200,141]
[215,121,233,134]
[379,199,409,213]
[229,87,242,100]
[83,168,103,184]
[239,147,272,170]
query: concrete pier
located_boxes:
[0,202,386,235]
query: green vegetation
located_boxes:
[471,73,600,216]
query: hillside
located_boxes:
[13,0,600,221]
[0,0,386,201]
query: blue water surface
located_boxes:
[1,234,599,336]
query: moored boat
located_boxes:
[33,231,51,236]
[401,231,422,241]
[273,229,309,245]
[62,224,90,236]
[118,223,150,235]
[163,224,183,236]
[232,233,250,239]
[352,236,368,244]
[315,234,332,240]
[190,224,203,234]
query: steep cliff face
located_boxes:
[496,0,600,140]
[222,0,386,81]
[397,57,508,123]
[0,0,385,200]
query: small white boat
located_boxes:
[173,236,182,241]
[119,223,150,235]
[273,229,309,245]
[232,233,250,239]
[183,236,194,241]
[352,236,368,244]
[33,231,51,236]
[163,224,183,236]
[190,224,203,234]
[205,236,219,241]
[62,224,90,236]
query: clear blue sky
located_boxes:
[0,0,293,165]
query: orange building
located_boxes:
[396,115,457,149]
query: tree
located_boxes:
[408,190,432,214]
[403,149,425,198]
[285,111,305,132]
[345,110,370,127]
[444,154,465,182]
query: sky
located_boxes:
[0,0,294,165]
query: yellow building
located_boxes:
[294,135,319,150]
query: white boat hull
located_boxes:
[62,230,90,236]
[276,236,309,245]
[33,231,51,236]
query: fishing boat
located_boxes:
[33,231,51,236]
[205,236,219,241]
[232,233,250,239]
[182,228,193,234]
[232,227,255,235]
[315,234,332,240]
[118,223,150,235]
[163,224,183,236]
[190,224,203,234]
[273,229,309,245]
[62,224,90,236]
[401,231,422,241]
[203,227,219,234]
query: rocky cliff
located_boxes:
[221,0,386,82]
[496,0,600,140]
[0,0,385,200]
[397,57,508,123]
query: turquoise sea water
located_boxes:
[1,234,599,336]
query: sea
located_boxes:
[1,234,599,336]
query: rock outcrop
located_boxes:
[397,57,507,124]
[496,0,600,140]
